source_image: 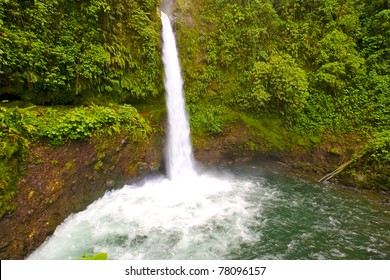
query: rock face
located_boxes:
[0,127,281,259]
[0,134,161,259]
[0,127,386,259]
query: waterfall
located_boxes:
[27,11,265,261]
[161,12,196,180]
[25,10,390,262]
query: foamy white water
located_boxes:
[28,174,271,260]
[161,12,196,180]
[27,12,271,260]
[26,9,390,261]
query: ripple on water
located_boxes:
[28,165,390,260]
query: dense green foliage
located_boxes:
[175,0,389,163]
[0,104,151,218]
[34,104,151,145]
[0,105,33,217]
[0,0,389,215]
[0,0,163,104]
[363,130,390,165]
[0,0,161,218]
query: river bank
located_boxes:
[0,118,388,259]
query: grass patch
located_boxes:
[238,113,315,151]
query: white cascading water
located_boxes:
[161,12,196,180]
[27,12,270,260]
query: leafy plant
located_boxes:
[0,104,151,218]
[77,252,108,260]
[189,104,225,135]
[34,105,152,145]
[363,130,390,165]
[0,106,35,218]
[0,0,163,105]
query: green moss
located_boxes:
[238,114,290,151]
[310,136,322,145]
[47,219,57,234]
[246,141,258,152]
[94,160,103,172]
[65,162,74,170]
[0,104,152,218]
[329,148,342,156]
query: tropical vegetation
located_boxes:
[0,0,389,217]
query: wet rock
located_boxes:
[0,133,162,259]
[120,138,129,147]
[159,158,167,175]
[105,180,115,188]
[137,162,151,177]
[0,242,9,252]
